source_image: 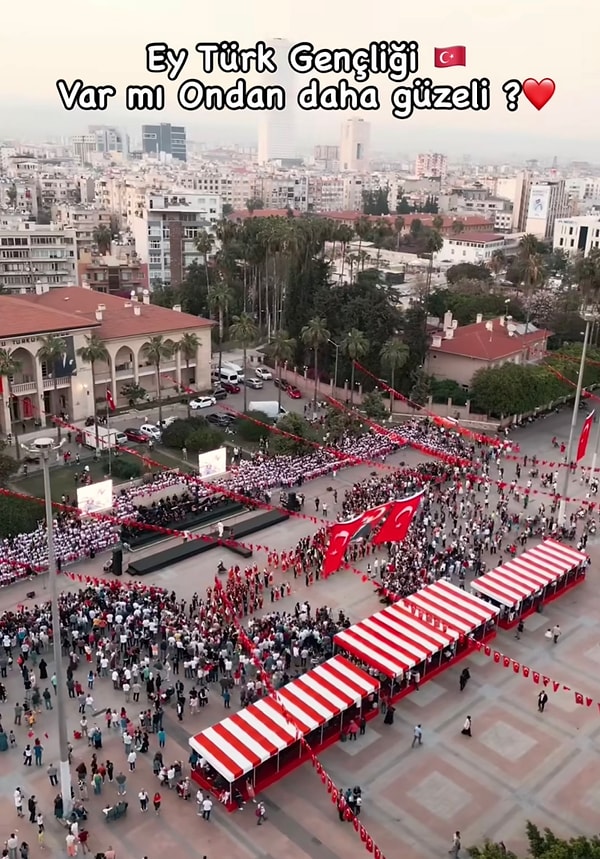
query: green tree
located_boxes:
[177,332,200,416]
[301,316,330,407]
[410,368,431,406]
[446,262,492,284]
[185,425,225,453]
[120,382,147,408]
[0,492,41,538]
[342,328,369,405]
[36,334,67,440]
[267,330,296,410]
[76,333,110,451]
[362,390,387,420]
[450,220,465,235]
[142,335,174,427]
[93,225,112,255]
[194,230,214,290]
[0,347,22,458]
[380,338,409,414]
[489,250,506,277]
[229,312,258,412]
[208,282,233,374]
[270,413,318,456]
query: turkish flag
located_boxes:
[434,46,467,68]
[106,389,116,412]
[372,491,425,546]
[576,410,595,461]
[323,502,393,576]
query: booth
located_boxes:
[188,655,379,802]
[470,538,588,628]
[333,601,458,701]
[402,580,499,642]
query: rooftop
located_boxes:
[430,316,550,361]
[446,232,505,244]
[20,287,212,341]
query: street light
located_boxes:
[328,338,341,392]
[558,308,598,526]
[22,436,72,814]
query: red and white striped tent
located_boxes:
[333,601,457,678]
[471,539,588,608]
[402,580,499,636]
[188,656,378,783]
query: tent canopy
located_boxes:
[402,580,499,635]
[334,601,456,678]
[471,538,587,608]
[188,655,379,783]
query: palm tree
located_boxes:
[229,313,257,412]
[269,330,296,410]
[208,282,233,375]
[342,328,369,406]
[432,215,444,232]
[522,253,546,332]
[394,216,405,251]
[77,333,110,450]
[0,347,22,458]
[142,335,174,428]
[177,333,200,416]
[380,338,410,414]
[37,334,67,440]
[424,229,444,299]
[194,230,214,290]
[93,226,112,255]
[301,317,330,407]
[335,224,354,282]
[451,220,465,235]
[489,250,506,277]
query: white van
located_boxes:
[248,401,288,422]
[211,369,239,385]
[219,361,245,382]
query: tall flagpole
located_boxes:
[107,404,112,476]
[590,413,600,481]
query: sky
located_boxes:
[0,0,598,161]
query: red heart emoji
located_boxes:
[522,78,555,110]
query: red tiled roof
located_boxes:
[430,317,550,361]
[0,295,99,338]
[230,208,293,220]
[445,232,505,244]
[22,287,213,341]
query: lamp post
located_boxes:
[23,437,72,814]
[328,338,341,392]
[558,310,596,526]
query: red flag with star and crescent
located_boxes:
[576,410,595,462]
[371,490,425,545]
[323,502,394,576]
[434,46,467,68]
[106,389,116,412]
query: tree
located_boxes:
[120,382,148,408]
[450,220,465,235]
[410,218,424,238]
[267,330,296,410]
[222,203,233,217]
[177,332,200,416]
[0,347,22,459]
[301,316,330,407]
[93,225,112,255]
[342,328,369,405]
[470,364,563,417]
[362,390,387,420]
[229,312,258,412]
[446,262,491,285]
[208,282,233,374]
[432,215,444,232]
[36,334,67,440]
[380,338,409,414]
[470,821,600,859]
[410,368,431,406]
[194,230,214,291]
[270,413,318,456]
[0,440,18,487]
[489,250,506,277]
[142,335,174,427]
[77,333,109,450]
[424,229,444,297]
[245,198,264,214]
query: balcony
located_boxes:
[12,381,36,394]
[42,377,71,390]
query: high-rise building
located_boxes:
[89,125,129,156]
[510,171,533,232]
[553,215,600,257]
[525,180,570,240]
[71,134,97,165]
[0,221,78,293]
[141,123,187,162]
[257,38,296,165]
[415,153,448,181]
[339,119,370,172]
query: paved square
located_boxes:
[409,771,470,820]
[406,681,446,707]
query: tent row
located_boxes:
[470,538,587,623]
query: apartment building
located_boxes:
[142,123,187,162]
[0,221,77,293]
[553,216,600,257]
[415,153,448,181]
[131,191,222,288]
[78,249,148,295]
[0,178,38,218]
[52,205,113,256]
[525,180,571,240]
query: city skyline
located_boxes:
[0,0,596,160]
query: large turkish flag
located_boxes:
[371,491,425,545]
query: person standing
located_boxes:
[27,795,36,823]
[256,801,267,825]
[138,789,149,812]
[153,791,161,815]
[459,668,470,692]
[552,624,561,644]
[538,691,548,713]
[202,796,213,821]
[14,787,25,818]
[47,763,58,786]
[127,749,136,771]
[412,724,423,747]
[449,830,461,856]
[461,716,472,737]
[115,771,127,795]
[6,833,18,859]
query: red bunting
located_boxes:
[522,666,530,678]
[532,671,540,684]
[575,692,584,705]
[493,652,501,663]
[512,661,520,673]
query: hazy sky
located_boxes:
[1,0,597,160]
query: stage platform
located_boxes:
[122,500,244,549]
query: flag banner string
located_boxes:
[211,575,386,857]
[352,359,506,449]
[551,352,600,369]
[471,639,600,713]
[544,363,600,406]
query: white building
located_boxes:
[339,119,371,172]
[435,232,519,266]
[553,216,600,257]
[131,191,222,288]
[0,221,78,293]
[525,180,570,240]
[257,38,296,165]
[71,134,98,165]
[415,153,448,181]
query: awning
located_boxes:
[471,538,587,608]
[188,656,378,783]
[334,601,456,678]
[402,580,500,635]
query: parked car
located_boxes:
[124,427,147,443]
[245,377,264,389]
[207,413,236,427]
[274,377,290,390]
[287,386,302,399]
[190,396,217,410]
[255,367,273,380]
[222,382,241,394]
[212,387,228,400]
[158,416,177,429]
[140,423,162,441]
